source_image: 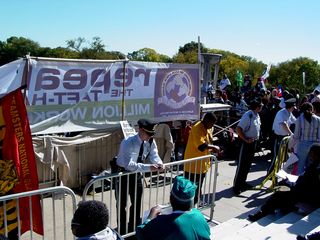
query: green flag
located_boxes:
[236,70,243,87]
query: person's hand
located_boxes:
[208,144,220,153]
[156,163,164,171]
[150,164,164,172]
[147,205,161,220]
[246,138,254,144]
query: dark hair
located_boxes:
[202,112,217,123]
[309,143,320,163]
[312,101,320,113]
[300,102,313,114]
[249,98,262,110]
[72,200,109,237]
[170,194,192,211]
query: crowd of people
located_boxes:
[72,75,320,239]
[206,75,320,183]
[3,73,320,239]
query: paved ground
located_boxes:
[204,149,273,224]
[20,148,275,239]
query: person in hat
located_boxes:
[136,176,210,240]
[233,98,262,195]
[268,95,297,174]
[115,119,164,234]
[71,200,123,240]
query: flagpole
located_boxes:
[302,72,305,96]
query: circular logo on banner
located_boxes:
[158,70,195,109]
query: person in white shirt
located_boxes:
[219,74,231,91]
[233,98,262,194]
[115,119,164,234]
[268,97,296,174]
[292,102,320,175]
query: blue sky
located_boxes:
[1,0,319,64]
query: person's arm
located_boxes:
[198,143,220,153]
[117,140,160,172]
[290,117,301,152]
[236,126,254,143]
[279,122,293,135]
[147,141,164,171]
[136,206,162,240]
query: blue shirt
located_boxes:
[116,134,163,172]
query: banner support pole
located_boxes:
[121,59,128,121]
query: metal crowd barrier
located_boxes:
[82,155,219,238]
[0,186,77,240]
[37,163,59,189]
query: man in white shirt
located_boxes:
[219,74,231,91]
[115,119,164,234]
[268,97,296,173]
[233,98,262,194]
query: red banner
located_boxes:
[0,89,43,235]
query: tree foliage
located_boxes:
[268,57,320,93]
[0,36,319,91]
[127,48,171,62]
[0,37,41,65]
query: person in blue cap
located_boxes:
[136,176,210,240]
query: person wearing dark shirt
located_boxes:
[136,176,210,240]
[249,143,320,222]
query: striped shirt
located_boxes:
[293,113,320,142]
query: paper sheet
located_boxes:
[276,169,299,183]
[142,205,172,223]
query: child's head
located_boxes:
[309,143,320,164]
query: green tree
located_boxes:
[172,41,208,64]
[66,37,86,52]
[177,41,208,54]
[90,36,105,52]
[0,36,41,65]
[269,57,320,93]
[128,48,170,62]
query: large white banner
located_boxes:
[22,59,200,134]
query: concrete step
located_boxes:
[210,217,251,240]
[302,225,320,238]
[273,208,320,239]
[212,208,320,240]
[217,212,283,240]
[242,212,304,240]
